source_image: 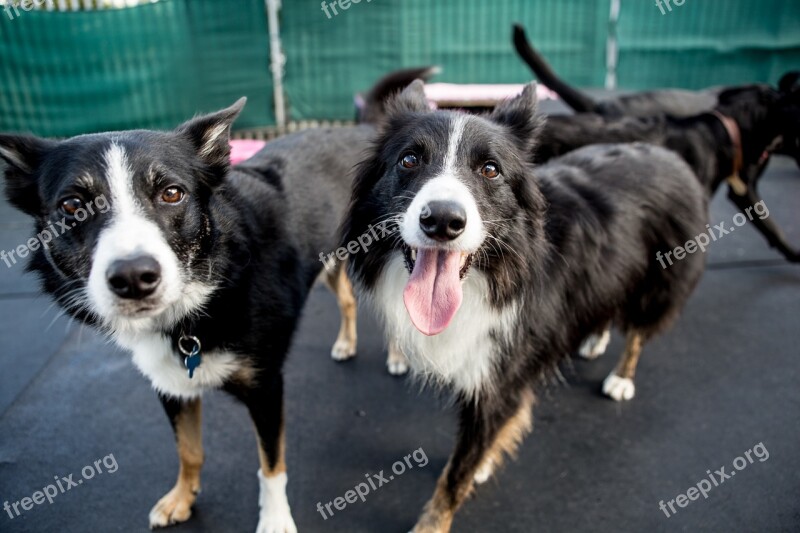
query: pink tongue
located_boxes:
[403,248,464,336]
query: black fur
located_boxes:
[513,22,800,173]
[534,84,800,261]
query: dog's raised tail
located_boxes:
[512,24,596,113]
[357,66,441,124]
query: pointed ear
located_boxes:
[490,83,543,150]
[176,97,246,169]
[0,134,56,216]
[386,79,430,117]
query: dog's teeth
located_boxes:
[411,249,417,261]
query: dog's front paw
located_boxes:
[473,458,494,485]
[387,352,409,375]
[148,484,198,529]
[578,329,610,359]
[386,344,409,375]
[331,338,357,361]
[256,511,297,533]
[257,471,297,533]
[602,373,635,401]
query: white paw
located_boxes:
[387,358,409,375]
[148,484,197,528]
[579,329,610,359]
[602,373,635,401]
[473,459,494,485]
[386,344,410,375]
[257,471,297,533]
[256,512,297,533]
[331,338,356,361]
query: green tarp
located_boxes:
[0,0,797,136]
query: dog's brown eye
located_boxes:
[481,162,500,179]
[400,153,419,169]
[60,197,83,216]
[161,186,185,204]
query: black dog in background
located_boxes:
[514,24,800,264]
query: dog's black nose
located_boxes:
[420,201,467,241]
[106,256,162,299]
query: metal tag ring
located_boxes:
[178,335,202,356]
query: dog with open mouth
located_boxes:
[342,80,709,531]
[0,66,432,533]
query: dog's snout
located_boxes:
[106,256,162,299]
[420,200,467,241]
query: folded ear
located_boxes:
[176,97,247,170]
[0,134,56,216]
[490,83,544,151]
[386,79,431,117]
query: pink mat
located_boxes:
[424,83,558,106]
[230,139,267,165]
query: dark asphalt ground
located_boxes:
[1,121,799,532]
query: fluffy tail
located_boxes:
[512,24,596,113]
[356,66,440,124]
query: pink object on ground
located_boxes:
[424,83,558,107]
[230,140,267,165]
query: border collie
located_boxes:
[0,66,431,532]
[342,81,708,531]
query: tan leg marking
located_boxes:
[474,389,535,484]
[602,330,644,401]
[149,398,203,528]
[414,391,535,533]
[257,418,286,477]
[615,330,644,380]
[324,262,358,361]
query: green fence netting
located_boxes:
[616,0,800,90]
[280,0,609,121]
[0,0,273,137]
[0,0,798,136]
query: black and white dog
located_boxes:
[0,65,435,530]
[342,81,708,531]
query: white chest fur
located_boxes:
[115,332,242,399]
[372,254,518,398]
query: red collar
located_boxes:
[711,110,747,195]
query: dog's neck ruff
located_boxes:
[710,110,746,196]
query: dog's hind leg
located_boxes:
[414,389,534,533]
[602,330,643,401]
[149,396,203,528]
[324,262,358,361]
[242,374,297,533]
[578,324,611,359]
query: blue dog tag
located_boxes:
[184,347,202,379]
[178,335,202,379]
